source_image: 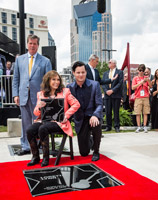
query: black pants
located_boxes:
[77,116,101,156]
[123,96,131,111]
[27,122,62,142]
[105,97,121,129]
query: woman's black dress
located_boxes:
[151,81,158,129]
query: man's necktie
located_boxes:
[109,69,113,88]
[29,56,33,76]
[126,81,129,95]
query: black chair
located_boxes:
[50,131,74,165]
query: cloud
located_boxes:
[112,0,158,73]
[0,0,71,71]
[1,0,158,74]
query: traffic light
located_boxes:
[97,0,106,13]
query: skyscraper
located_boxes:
[70,0,112,65]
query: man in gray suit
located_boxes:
[12,35,52,155]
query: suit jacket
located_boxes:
[86,64,101,82]
[12,53,52,106]
[122,80,134,102]
[86,64,112,85]
[67,79,103,134]
[150,74,154,81]
[34,88,80,137]
[102,68,123,99]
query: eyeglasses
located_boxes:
[139,69,144,72]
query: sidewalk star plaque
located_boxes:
[23,163,123,197]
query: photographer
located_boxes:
[132,64,152,133]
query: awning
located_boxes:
[0,32,19,56]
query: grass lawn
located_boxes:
[0,126,7,132]
[102,129,135,134]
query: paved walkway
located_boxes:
[0,131,158,183]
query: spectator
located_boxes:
[11,54,19,75]
[86,54,117,85]
[122,73,133,111]
[86,54,100,82]
[144,67,154,124]
[132,64,152,133]
[151,69,158,131]
[12,34,52,156]
[5,61,13,104]
[26,70,80,167]
[144,67,154,81]
[102,59,123,132]
[67,61,102,161]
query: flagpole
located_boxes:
[121,43,131,97]
[127,43,131,97]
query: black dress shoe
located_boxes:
[92,153,100,161]
[41,158,49,167]
[17,149,30,156]
[115,127,120,132]
[27,157,40,166]
[104,127,111,132]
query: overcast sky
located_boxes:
[1,0,158,73]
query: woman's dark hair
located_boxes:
[72,61,86,72]
[138,64,146,72]
[40,70,65,97]
[154,69,158,80]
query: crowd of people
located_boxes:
[1,33,157,167]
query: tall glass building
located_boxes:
[71,0,112,65]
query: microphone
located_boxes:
[97,0,106,14]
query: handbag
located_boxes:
[129,93,135,110]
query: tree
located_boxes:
[96,61,109,78]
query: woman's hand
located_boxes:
[61,116,68,124]
[38,100,46,108]
[89,116,99,127]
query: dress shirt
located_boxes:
[6,69,11,76]
[89,64,95,81]
[75,81,87,111]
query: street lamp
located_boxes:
[17,0,26,55]
[102,49,117,61]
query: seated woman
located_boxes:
[27,70,80,167]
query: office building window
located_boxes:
[12,27,17,42]
[2,26,7,36]
[1,12,7,24]
[30,30,34,35]
[11,14,16,25]
[29,18,34,28]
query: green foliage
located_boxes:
[119,107,133,126]
[71,121,77,136]
[104,107,133,126]
[96,62,109,78]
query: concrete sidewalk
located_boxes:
[0,131,158,183]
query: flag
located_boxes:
[121,43,131,96]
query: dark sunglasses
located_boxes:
[139,69,144,72]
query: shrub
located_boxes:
[104,107,133,126]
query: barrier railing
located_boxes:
[0,74,72,108]
[0,75,16,108]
